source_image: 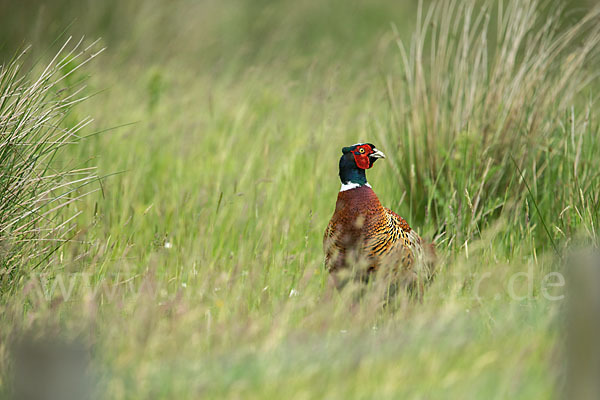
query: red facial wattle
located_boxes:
[353,145,373,169]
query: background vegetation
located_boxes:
[1,0,599,398]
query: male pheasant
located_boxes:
[323,143,435,295]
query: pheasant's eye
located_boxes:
[358,148,365,154]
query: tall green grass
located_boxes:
[384,0,600,250]
[0,38,102,285]
[0,0,599,398]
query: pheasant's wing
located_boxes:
[366,208,422,271]
[384,208,436,280]
[366,209,402,259]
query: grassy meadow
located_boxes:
[1,0,600,398]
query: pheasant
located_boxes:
[323,143,435,295]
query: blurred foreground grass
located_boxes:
[1,0,600,398]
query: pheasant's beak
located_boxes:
[370,149,386,159]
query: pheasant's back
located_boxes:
[323,186,430,280]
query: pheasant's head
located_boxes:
[339,143,386,189]
[341,143,386,169]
